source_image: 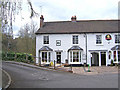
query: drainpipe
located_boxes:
[85,33,87,64]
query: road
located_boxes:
[2,62,118,88]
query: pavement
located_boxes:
[58,66,118,75]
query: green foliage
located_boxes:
[2,52,34,63]
[110,59,114,66]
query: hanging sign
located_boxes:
[105,34,112,40]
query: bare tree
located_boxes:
[0,0,39,36]
[1,0,39,54]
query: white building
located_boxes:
[35,15,120,66]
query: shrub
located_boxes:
[2,51,34,63]
[111,59,114,66]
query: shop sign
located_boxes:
[105,34,112,40]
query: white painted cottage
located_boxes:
[35,15,120,66]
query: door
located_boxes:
[118,51,120,62]
[101,52,106,65]
[91,52,99,66]
[56,52,61,63]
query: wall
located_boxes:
[36,34,86,64]
[87,33,119,66]
[36,33,118,65]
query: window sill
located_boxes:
[96,44,103,46]
[72,44,79,46]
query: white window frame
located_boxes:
[72,35,79,44]
[41,51,51,62]
[115,34,120,44]
[70,50,82,63]
[56,40,61,46]
[43,36,49,44]
[96,35,102,45]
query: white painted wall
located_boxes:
[36,33,119,66]
[87,33,119,66]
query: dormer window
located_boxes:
[43,36,49,44]
[73,35,78,44]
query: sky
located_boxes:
[13,0,120,38]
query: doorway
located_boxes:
[56,52,61,63]
[91,52,99,66]
[118,51,120,62]
[101,52,106,65]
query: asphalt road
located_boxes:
[2,62,118,88]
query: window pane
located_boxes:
[42,52,47,62]
[114,51,116,61]
[70,52,72,62]
[73,51,79,62]
[118,51,120,62]
[80,52,81,62]
[43,36,49,44]
[48,52,50,62]
[73,35,78,44]
[115,35,120,43]
[96,35,102,44]
[42,52,44,62]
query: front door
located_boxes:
[118,51,120,62]
[101,52,106,65]
[56,52,61,63]
[91,52,99,66]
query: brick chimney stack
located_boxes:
[71,15,77,22]
[40,15,44,28]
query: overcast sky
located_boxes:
[13,0,119,37]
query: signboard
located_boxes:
[105,34,112,40]
[56,40,61,46]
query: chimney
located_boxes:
[40,15,44,28]
[71,15,77,22]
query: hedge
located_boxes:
[2,52,34,63]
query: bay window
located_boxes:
[70,51,82,62]
[42,52,51,62]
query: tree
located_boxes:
[1,0,39,55]
[0,0,39,36]
[16,22,37,56]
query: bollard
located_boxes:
[87,64,91,72]
[54,60,56,69]
[39,57,41,66]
